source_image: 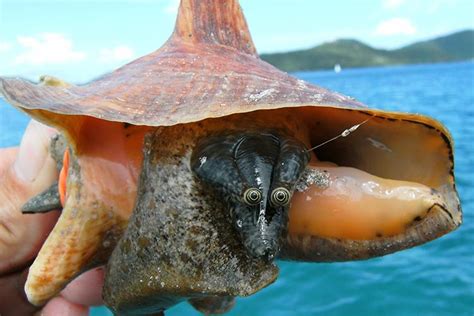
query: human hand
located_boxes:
[0,120,104,316]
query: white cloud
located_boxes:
[15,33,86,65]
[383,0,406,9]
[0,42,12,53]
[427,0,456,14]
[99,45,135,62]
[375,18,417,36]
[164,0,179,15]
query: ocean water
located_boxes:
[0,61,472,316]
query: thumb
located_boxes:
[14,120,59,186]
[0,120,60,274]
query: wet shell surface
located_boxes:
[0,0,462,314]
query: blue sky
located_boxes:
[0,0,473,83]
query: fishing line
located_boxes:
[306,115,375,152]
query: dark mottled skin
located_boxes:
[103,125,281,315]
[191,132,310,260]
[48,134,67,170]
[188,296,235,314]
[21,182,61,214]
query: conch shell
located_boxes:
[0,0,461,313]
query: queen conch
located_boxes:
[0,0,462,314]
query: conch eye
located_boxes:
[271,187,291,206]
[243,188,262,205]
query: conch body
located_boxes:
[0,0,461,314]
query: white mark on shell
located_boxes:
[247,88,277,102]
[311,93,324,102]
[297,79,307,90]
[199,156,207,166]
[366,137,393,152]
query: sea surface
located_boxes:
[1,61,473,316]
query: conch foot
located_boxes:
[188,296,236,315]
[103,131,278,315]
[21,182,61,214]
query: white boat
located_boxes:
[334,64,342,73]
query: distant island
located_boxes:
[260,30,474,72]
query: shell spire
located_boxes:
[172,0,257,56]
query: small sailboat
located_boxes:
[334,63,342,73]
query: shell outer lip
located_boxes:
[280,202,461,262]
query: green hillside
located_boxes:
[260,30,474,72]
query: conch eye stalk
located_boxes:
[191,131,310,260]
[243,188,263,205]
[270,187,291,206]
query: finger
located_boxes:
[0,120,59,274]
[13,120,58,185]
[0,147,18,176]
[39,296,88,316]
[60,267,105,307]
[0,268,39,316]
[0,267,104,316]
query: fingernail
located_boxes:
[14,120,57,183]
